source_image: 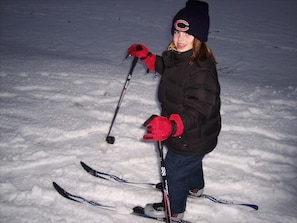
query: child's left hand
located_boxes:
[127,43,156,71]
[143,114,184,141]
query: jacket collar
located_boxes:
[163,49,193,68]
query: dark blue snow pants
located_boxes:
[165,149,205,214]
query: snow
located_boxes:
[0,0,296,222]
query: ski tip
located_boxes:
[80,161,90,171]
[52,181,67,198]
[52,181,59,190]
[52,182,65,194]
[80,161,94,174]
[80,161,90,170]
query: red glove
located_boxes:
[127,43,156,71]
[143,114,184,141]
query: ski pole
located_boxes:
[106,56,138,144]
[157,141,172,223]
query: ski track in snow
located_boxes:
[1,0,297,223]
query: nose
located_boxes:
[176,32,186,41]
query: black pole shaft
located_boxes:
[106,57,138,144]
[157,141,172,223]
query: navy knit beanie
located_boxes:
[171,0,210,42]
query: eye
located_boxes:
[174,30,180,34]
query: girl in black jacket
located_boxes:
[128,0,221,221]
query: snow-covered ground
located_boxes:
[0,0,296,222]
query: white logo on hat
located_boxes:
[174,19,190,32]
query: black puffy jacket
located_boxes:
[155,49,221,156]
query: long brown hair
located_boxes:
[168,38,217,64]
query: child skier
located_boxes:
[128,0,221,221]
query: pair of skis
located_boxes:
[79,161,259,210]
[53,157,191,223]
[53,161,258,223]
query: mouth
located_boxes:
[176,43,186,49]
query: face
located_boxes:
[173,30,194,52]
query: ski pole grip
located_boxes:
[129,57,138,75]
[136,45,143,51]
[125,45,143,59]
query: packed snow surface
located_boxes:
[0,0,296,222]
